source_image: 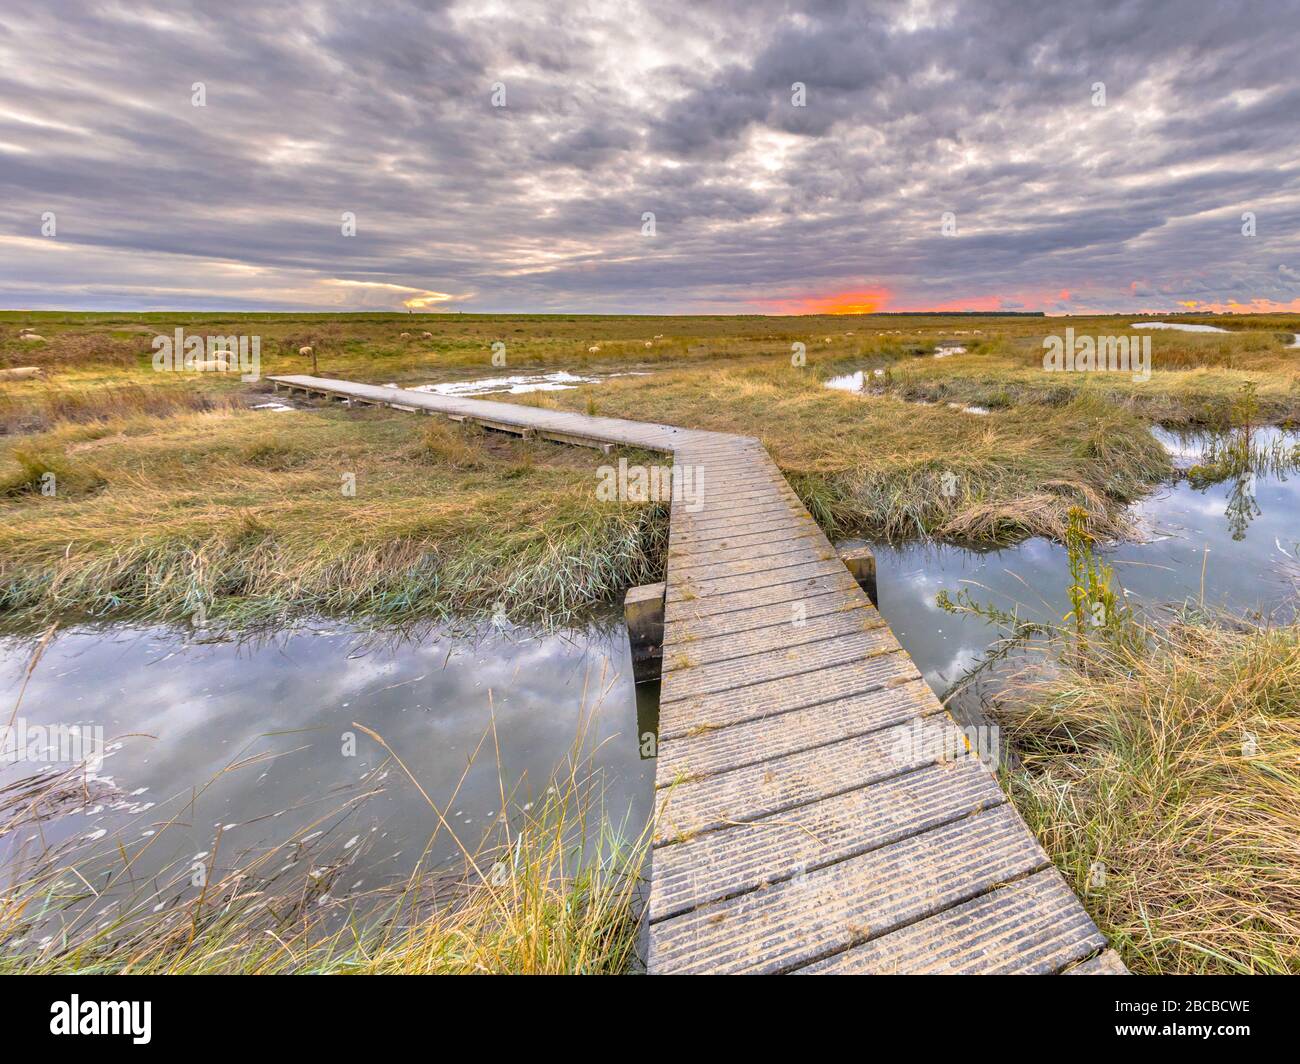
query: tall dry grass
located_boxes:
[1001,614,1300,974]
[0,406,667,629]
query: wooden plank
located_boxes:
[646,805,1050,974]
[794,867,1108,975]
[655,677,943,782]
[662,568,862,624]
[658,650,918,738]
[667,512,815,547]
[667,557,848,601]
[666,524,823,562]
[662,606,885,666]
[662,626,901,700]
[649,759,1007,921]
[653,714,952,839]
[662,589,862,644]
[668,545,840,588]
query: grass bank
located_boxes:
[0,405,666,630]
[1000,612,1300,974]
[518,360,1170,543]
[944,512,1300,975]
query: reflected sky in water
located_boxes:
[866,427,1300,698]
[0,616,655,893]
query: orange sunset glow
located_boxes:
[758,289,892,315]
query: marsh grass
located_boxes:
[883,324,1300,426]
[0,449,105,499]
[530,361,1171,542]
[939,509,1299,974]
[0,381,240,435]
[0,406,667,630]
[4,309,1298,627]
[1000,612,1300,974]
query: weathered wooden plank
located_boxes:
[668,531,828,571]
[672,500,803,530]
[667,557,848,602]
[646,805,1050,974]
[653,714,951,840]
[655,677,943,782]
[658,650,918,738]
[649,759,1007,921]
[668,541,839,585]
[662,605,884,666]
[662,589,861,644]
[663,569,860,622]
[666,524,823,563]
[794,867,1108,975]
[667,512,815,547]
[662,626,901,700]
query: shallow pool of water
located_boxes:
[0,616,656,900]
[407,370,650,397]
[1129,321,1230,333]
[856,427,1300,698]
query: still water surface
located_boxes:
[0,617,657,894]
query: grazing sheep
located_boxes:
[299,345,313,357]
[20,333,46,342]
[399,332,410,340]
[653,334,663,339]
[587,345,600,353]
[421,331,433,339]
[0,366,43,380]
[644,341,652,347]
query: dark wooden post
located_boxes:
[624,582,665,684]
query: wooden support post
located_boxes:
[451,415,536,438]
[838,545,877,607]
[540,430,615,453]
[624,581,665,685]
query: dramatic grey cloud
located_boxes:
[1,0,1298,313]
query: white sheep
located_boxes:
[298,345,313,357]
[422,331,433,339]
[644,341,652,347]
[20,333,46,342]
[399,332,410,340]
[587,345,600,353]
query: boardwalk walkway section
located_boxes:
[269,374,1123,975]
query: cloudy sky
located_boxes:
[2,0,1298,315]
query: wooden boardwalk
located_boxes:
[269,374,1125,975]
